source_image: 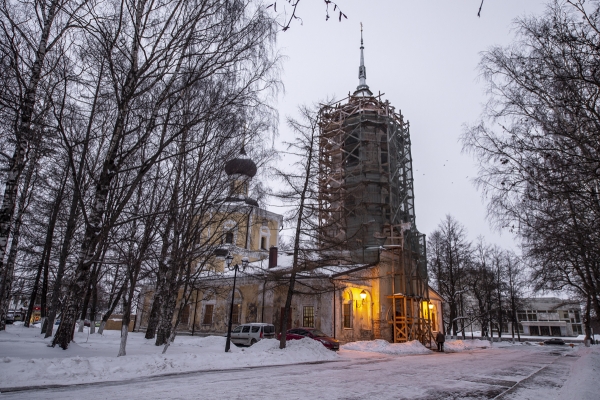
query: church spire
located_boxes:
[355,23,372,96]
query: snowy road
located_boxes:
[0,345,586,399]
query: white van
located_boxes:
[230,323,275,346]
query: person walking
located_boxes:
[436,331,445,352]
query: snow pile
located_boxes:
[444,339,497,352]
[246,337,337,360]
[341,339,432,355]
[0,325,337,390]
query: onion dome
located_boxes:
[224,146,257,178]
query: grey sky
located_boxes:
[271,0,549,250]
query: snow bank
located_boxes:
[443,338,516,352]
[0,325,337,390]
[341,339,432,355]
[246,337,337,361]
[444,339,490,352]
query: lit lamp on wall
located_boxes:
[224,254,249,353]
[356,290,368,308]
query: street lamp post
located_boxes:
[225,254,249,353]
[467,309,474,339]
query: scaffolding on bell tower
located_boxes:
[317,27,431,345]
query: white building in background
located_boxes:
[516,297,583,337]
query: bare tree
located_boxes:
[51,0,279,350]
[0,0,87,329]
[462,0,600,322]
[427,215,471,337]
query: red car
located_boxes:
[279,327,340,351]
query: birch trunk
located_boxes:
[0,151,37,329]
[0,0,62,331]
[52,0,147,349]
[89,277,98,334]
[26,174,67,328]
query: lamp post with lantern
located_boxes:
[224,254,249,353]
[467,309,474,339]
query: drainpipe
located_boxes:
[332,280,336,339]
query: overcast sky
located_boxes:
[268,0,550,250]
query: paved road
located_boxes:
[0,346,581,399]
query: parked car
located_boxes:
[230,323,275,346]
[12,311,22,322]
[5,311,15,324]
[544,338,565,345]
[279,327,340,351]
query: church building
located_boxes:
[138,31,443,346]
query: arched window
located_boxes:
[223,220,236,246]
[229,288,243,324]
[202,292,217,326]
[260,226,270,250]
[342,290,353,329]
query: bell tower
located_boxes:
[318,26,430,344]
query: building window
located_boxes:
[540,326,550,336]
[343,303,352,329]
[202,304,214,325]
[527,310,537,321]
[572,324,583,335]
[530,326,540,335]
[260,226,270,250]
[303,306,315,327]
[232,304,241,324]
[225,231,234,244]
[380,136,388,165]
[517,323,524,333]
[345,134,359,166]
[180,304,190,325]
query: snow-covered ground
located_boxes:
[0,324,336,389]
[1,324,599,399]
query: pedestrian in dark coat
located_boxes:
[436,331,445,352]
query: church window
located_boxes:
[231,304,241,324]
[225,231,234,244]
[202,304,214,325]
[303,306,315,327]
[343,303,352,328]
[260,226,270,250]
[180,304,190,325]
[380,136,388,165]
[345,134,359,166]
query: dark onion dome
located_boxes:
[224,158,257,178]
[224,146,257,178]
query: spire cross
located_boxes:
[360,22,363,47]
[356,22,370,94]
